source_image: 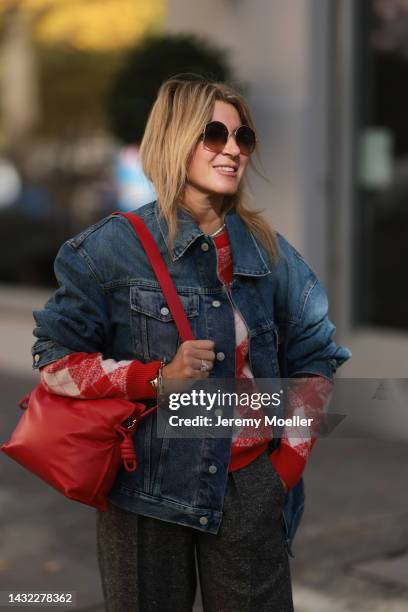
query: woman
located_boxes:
[32,76,351,611]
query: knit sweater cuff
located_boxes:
[126,360,162,400]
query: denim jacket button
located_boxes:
[34,354,40,364]
[199,516,208,526]
[212,300,221,308]
[208,464,218,475]
[160,306,169,316]
[216,352,225,361]
[201,242,209,252]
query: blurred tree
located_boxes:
[0,0,164,145]
[107,34,234,144]
[1,0,164,52]
[34,0,163,52]
[36,46,122,138]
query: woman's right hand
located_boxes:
[162,340,216,380]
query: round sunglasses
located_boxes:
[201,121,256,156]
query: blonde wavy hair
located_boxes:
[140,75,280,264]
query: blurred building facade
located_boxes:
[167,0,408,377]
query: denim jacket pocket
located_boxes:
[130,285,199,362]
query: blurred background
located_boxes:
[0,1,407,611]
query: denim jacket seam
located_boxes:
[102,279,228,295]
[67,214,116,249]
[233,268,271,277]
[297,277,318,322]
[71,243,106,292]
[249,232,273,272]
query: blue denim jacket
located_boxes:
[31,200,351,556]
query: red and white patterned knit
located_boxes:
[40,228,333,490]
[212,229,333,485]
[41,352,161,401]
[212,229,271,470]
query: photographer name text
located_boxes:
[168,414,314,428]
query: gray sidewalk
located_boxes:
[1,286,407,611]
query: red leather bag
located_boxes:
[1,212,195,511]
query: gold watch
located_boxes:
[149,359,166,394]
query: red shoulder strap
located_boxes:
[113,211,195,343]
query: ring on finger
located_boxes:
[200,360,210,372]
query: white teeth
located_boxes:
[215,166,236,172]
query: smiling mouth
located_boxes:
[213,166,238,176]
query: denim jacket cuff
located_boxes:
[31,340,74,370]
[289,359,336,383]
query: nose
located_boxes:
[222,134,240,157]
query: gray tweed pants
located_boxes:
[96,450,294,612]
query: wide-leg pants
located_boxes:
[96,450,294,612]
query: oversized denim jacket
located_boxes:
[31,200,351,557]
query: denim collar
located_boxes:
[154,202,271,277]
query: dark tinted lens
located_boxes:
[235,125,256,155]
[203,121,229,152]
